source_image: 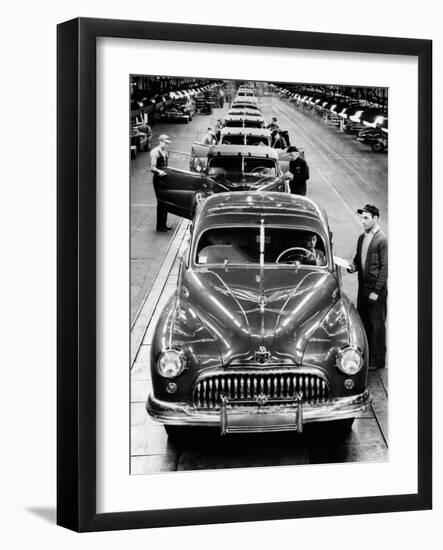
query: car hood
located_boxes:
[183,266,339,365]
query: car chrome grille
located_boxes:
[192,371,330,409]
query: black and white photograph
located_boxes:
[130,76,389,475]
[1,0,437,541]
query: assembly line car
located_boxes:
[224,114,266,128]
[228,108,264,118]
[173,96,196,119]
[190,129,275,161]
[230,101,261,112]
[235,90,258,101]
[157,145,289,219]
[147,192,371,437]
[232,98,259,109]
[219,127,274,146]
[190,129,302,169]
[191,127,298,154]
[160,104,192,123]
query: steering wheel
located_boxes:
[251,166,268,175]
[276,247,313,264]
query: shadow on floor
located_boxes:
[26,507,56,524]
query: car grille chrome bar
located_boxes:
[192,370,330,409]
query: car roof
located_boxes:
[195,192,329,235]
[219,127,271,137]
[233,95,256,101]
[234,98,257,103]
[231,99,258,109]
[227,110,263,117]
[224,114,265,121]
[207,145,278,158]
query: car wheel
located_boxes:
[371,141,385,153]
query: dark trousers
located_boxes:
[357,288,387,368]
[153,177,168,229]
[289,181,307,196]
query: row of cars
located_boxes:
[130,89,216,159]
[146,85,371,439]
[318,108,388,153]
[157,87,297,218]
[279,88,388,153]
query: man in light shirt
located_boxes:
[150,134,172,232]
[348,204,388,369]
[202,128,217,146]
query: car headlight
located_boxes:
[336,346,363,375]
[157,349,185,378]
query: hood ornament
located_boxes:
[254,345,271,364]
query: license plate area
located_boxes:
[220,392,303,435]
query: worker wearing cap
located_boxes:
[348,204,388,368]
[285,146,310,196]
[267,117,280,132]
[150,134,172,232]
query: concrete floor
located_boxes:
[130,94,388,474]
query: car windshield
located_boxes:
[231,111,261,118]
[225,120,263,128]
[221,135,245,145]
[232,104,259,110]
[207,156,243,176]
[196,227,327,266]
[207,156,277,177]
[246,136,270,146]
[243,157,277,175]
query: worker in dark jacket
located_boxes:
[348,204,388,368]
[267,116,280,132]
[285,146,310,195]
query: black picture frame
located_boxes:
[57,17,432,532]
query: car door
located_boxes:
[158,167,208,219]
[190,141,211,162]
[157,152,207,219]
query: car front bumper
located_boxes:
[146,390,371,434]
